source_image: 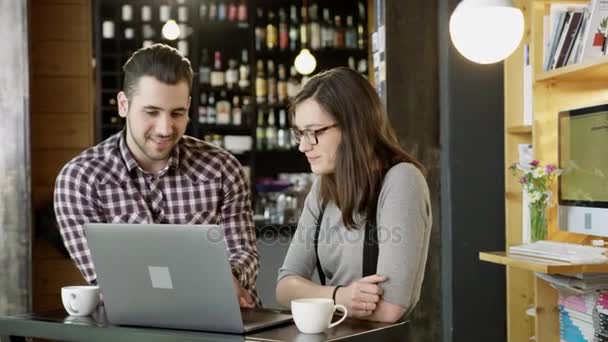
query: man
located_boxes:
[54,44,259,307]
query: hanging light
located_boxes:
[161,19,180,40]
[294,48,317,75]
[294,0,317,75]
[449,0,524,64]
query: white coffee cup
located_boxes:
[291,298,348,334]
[61,285,100,317]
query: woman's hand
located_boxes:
[336,274,387,318]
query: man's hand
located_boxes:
[335,274,387,318]
[232,276,254,308]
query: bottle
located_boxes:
[277,64,288,104]
[358,58,368,77]
[255,8,266,51]
[242,96,253,126]
[309,4,321,50]
[265,109,277,150]
[277,109,289,150]
[348,56,356,70]
[225,59,239,90]
[278,8,289,51]
[199,49,211,85]
[198,92,208,124]
[217,0,227,21]
[321,8,334,48]
[267,60,277,105]
[256,110,266,150]
[210,51,225,87]
[141,5,152,22]
[237,0,248,22]
[334,15,345,48]
[216,90,231,125]
[231,96,242,126]
[208,1,217,21]
[289,5,299,51]
[228,1,237,21]
[238,49,250,89]
[345,16,357,49]
[207,92,217,124]
[357,1,366,49]
[255,59,267,104]
[266,10,278,51]
[300,6,309,47]
[200,2,208,21]
[177,5,189,22]
[287,66,301,99]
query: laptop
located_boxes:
[83,223,293,333]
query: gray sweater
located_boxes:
[277,162,432,309]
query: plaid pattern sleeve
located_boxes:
[220,154,260,303]
[53,160,102,285]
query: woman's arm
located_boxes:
[276,274,335,308]
[362,300,406,323]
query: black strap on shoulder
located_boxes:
[314,203,327,286]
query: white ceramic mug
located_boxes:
[61,285,100,317]
[291,298,348,334]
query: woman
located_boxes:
[275,67,432,323]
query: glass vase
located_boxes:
[529,204,547,242]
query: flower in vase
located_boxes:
[529,191,542,203]
[533,167,547,179]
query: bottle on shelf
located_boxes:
[357,1,366,50]
[255,59,267,104]
[228,1,238,21]
[266,109,278,150]
[232,96,242,126]
[300,5,309,48]
[238,49,250,89]
[266,10,278,51]
[237,0,247,22]
[217,0,227,21]
[277,64,288,104]
[321,8,334,49]
[334,16,345,48]
[256,110,266,150]
[278,8,289,51]
[141,5,152,22]
[267,60,277,105]
[348,56,356,70]
[277,109,290,150]
[242,96,253,126]
[255,8,266,51]
[178,5,189,22]
[309,4,321,50]
[225,59,239,90]
[200,2,208,22]
[207,92,217,124]
[289,5,299,51]
[198,92,208,124]
[345,16,357,49]
[208,2,217,21]
[358,58,368,77]
[160,5,171,22]
[199,49,211,86]
[287,66,301,100]
[216,90,231,125]
[121,4,133,22]
[210,51,225,88]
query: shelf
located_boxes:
[507,125,532,134]
[479,251,608,274]
[536,56,608,83]
[198,124,252,135]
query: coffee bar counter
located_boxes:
[0,307,407,342]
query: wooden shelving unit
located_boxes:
[481,0,608,341]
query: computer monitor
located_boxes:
[558,103,608,236]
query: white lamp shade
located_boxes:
[449,0,524,64]
[294,49,317,75]
[161,20,181,41]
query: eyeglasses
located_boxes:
[290,124,338,146]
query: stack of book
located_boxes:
[559,292,597,341]
[543,0,608,71]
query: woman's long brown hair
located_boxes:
[290,67,425,228]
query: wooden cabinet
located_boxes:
[482,0,608,341]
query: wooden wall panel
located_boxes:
[32,41,90,76]
[31,77,90,113]
[31,149,82,187]
[31,4,89,41]
[31,114,91,149]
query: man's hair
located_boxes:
[122,43,193,99]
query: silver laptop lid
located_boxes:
[84,223,244,333]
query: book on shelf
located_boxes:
[580,0,608,62]
[523,44,533,126]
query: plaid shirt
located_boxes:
[54,131,260,304]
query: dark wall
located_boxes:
[439,1,506,341]
[385,1,441,341]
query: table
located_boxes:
[0,306,407,342]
